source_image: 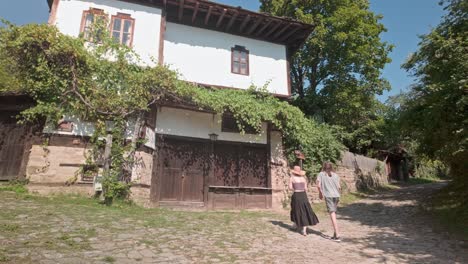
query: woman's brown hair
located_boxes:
[321,162,334,176]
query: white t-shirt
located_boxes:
[317,172,340,198]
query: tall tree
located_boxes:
[401,0,467,186]
[260,0,393,154]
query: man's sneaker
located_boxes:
[331,236,341,242]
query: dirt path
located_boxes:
[269,182,468,264]
[1,182,467,263]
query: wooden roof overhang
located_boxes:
[48,0,314,54]
[163,0,314,54]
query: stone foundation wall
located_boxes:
[27,144,88,184]
[271,164,290,211]
[270,131,291,210]
[130,186,152,207]
[26,136,154,185]
[25,135,155,206]
[131,150,153,186]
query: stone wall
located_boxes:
[25,135,155,204]
[270,131,291,211]
[131,150,153,186]
[129,186,152,207]
[27,144,88,184]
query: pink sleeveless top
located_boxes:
[292,182,305,191]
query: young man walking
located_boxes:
[316,162,341,241]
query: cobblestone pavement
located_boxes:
[0,183,466,264]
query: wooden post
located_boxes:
[205,141,214,204]
[103,134,113,173]
[294,150,305,169]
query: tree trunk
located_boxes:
[131,112,144,151]
[103,133,113,174]
[123,112,145,183]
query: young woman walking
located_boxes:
[289,165,319,236]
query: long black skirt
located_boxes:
[290,192,319,227]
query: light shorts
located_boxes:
[325,197,340,213]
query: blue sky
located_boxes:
[0,0,445,102]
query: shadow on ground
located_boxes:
[270,220,329,238]
[338,182,468,263]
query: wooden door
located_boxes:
[156,136,210,203]
[213,142,268,188]
[0,112,30,180]
[238,144,268,187]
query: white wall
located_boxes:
[270,131,284,164]
[43,115,95,136]
[155,107,267,144]
[43,115,136,139]
[54,0,162,66]
[164,23,289,96]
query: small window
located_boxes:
[221,114,257,134]
[231,45,249,75]
[110,13,135,47]
[80,8,107,42]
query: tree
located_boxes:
[401,0,467,187]
[260,0,393,154]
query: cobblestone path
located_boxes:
[0,182,466,263]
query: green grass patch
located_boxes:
[0,223,20,232]
[403,177,441,185]
[357,183,400,195]
[0,182,28,194]
[102,256,116,263]
[0,253,9,263]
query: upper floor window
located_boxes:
[231,45,249,75]
[80,8,106,41]
[110,13,135,47]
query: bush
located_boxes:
[413,159,448,179]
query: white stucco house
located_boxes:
[21,0,314,209]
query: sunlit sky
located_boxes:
[0,0,446,102]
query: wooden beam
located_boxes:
[47,0,60,25]
[239,14,250,33]
[191,2,200,23]
[278,26,301,42]
[255,19,272,36]
[273,23,291,39]
[263,21,282,38]
[178,0,184,21]
[158,10,166,65]
[226,11,238,31]
[216,8,227,28]
[246,17,263,35]
[204,6,213,25]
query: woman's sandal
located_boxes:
[301,230,307,236]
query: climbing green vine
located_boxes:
[0,21,343,203]
[171,81,344,175]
